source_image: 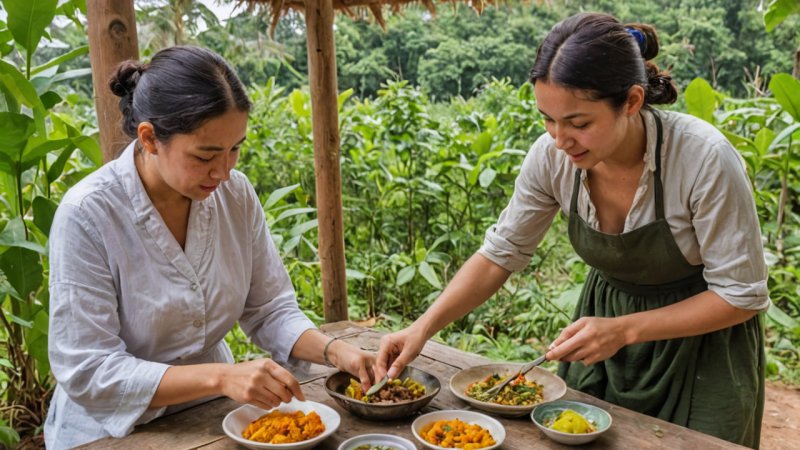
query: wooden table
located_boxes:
[81,321,744,449]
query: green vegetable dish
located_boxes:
[465,373,544,406]
[352,445,397,450]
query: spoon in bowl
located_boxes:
[479,354,547,402]
[365,375,389,396]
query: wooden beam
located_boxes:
[87,0,139,163]
[305,0,349,322]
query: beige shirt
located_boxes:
[479,109,769,311]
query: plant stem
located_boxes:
[775,138,793,261]
[14,174,28,240]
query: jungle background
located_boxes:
[0,0,799,448]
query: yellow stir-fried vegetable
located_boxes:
[344,377,426,403]
[545,409,597,434]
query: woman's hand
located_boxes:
[374,325,429,381]
[219,358,305,410]
[372,254,510,381]
[545,317,628,366]
[328,341,376,391]
[544,292,761,366]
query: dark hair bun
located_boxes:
[109,60,146,98]
[108,46,252,141]
[109,60,147,139]
[645,63,678,104]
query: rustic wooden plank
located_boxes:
[82,322,745,449]
[76,366,335,450]
[323,325,744,450]
[75,397,233,450]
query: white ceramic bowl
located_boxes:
[223,399,340,450]
[411,409,505,450]
[337,433,417,450]
[449,363,567,417]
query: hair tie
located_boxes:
[625,27,647,56]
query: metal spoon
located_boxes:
[365,375,389,396]
[479,354,547,402]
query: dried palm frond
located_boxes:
[242,0,517,36]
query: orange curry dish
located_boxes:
[242,410,325,444]
[419,419,496,449]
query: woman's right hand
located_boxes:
[219,358,305,409]
[374,325,429,381]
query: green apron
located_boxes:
[558,112,765,448]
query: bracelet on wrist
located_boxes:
[323,336,339,367]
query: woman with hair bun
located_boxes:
[375,12,767,448]
[45,46,375,449]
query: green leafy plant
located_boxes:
[762,0,800,32]
[237,73,798,378]
[685,73,800,382]
[0,0,99,445]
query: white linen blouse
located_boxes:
[44,143,316,449]
[478,109,769,310]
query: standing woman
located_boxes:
[45,46,374,449]
[375,13,768,448]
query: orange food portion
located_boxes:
[242,410,325,444]
[420,419,496,449]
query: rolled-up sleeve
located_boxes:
[478,138,561,272]
[690,142,769,310]
[48,204,169,438]
[239,182,315,366]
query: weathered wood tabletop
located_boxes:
[80,321,744,449]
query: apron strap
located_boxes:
[571,168,582,215]
[569,110,666,220]
[652,111,665,220]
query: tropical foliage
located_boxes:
[227,0,800,100]
[0,0,100,446]
[0,0,798,448]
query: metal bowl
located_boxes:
[324,366,440,421]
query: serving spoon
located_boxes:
[478,354,547,402]
[365,375,389,396]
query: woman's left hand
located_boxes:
[329,341,376,390]
[545,316,629,366]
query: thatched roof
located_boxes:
[245,0,505,34]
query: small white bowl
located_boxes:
[338,433,417,450]
[411,409,505,450]
[222,399,340,450]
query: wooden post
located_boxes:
[304,0,348,322]
[793,49,800,79]
[87,0,139,162]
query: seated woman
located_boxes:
[44,45,373,449]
